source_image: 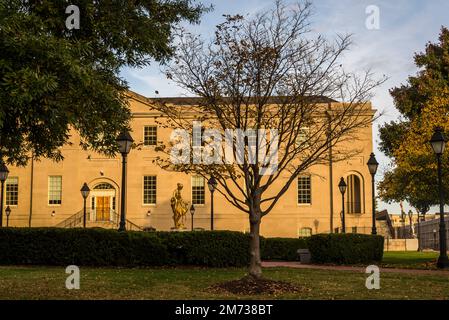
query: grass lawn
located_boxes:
[382,251,439,269]
[0,266,448,300]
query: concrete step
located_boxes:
[85,221,118,229]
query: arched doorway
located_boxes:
[90,182,117,222]
[347,174,362,214]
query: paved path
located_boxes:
[262,261,449,276]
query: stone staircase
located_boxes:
[55,209,142,231]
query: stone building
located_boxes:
[2,91,376,238]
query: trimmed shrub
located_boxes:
[0,228,168,267]
[261,238,309,261]
[0,228,324,267]
[0,228,252,267]
[308,233,384,265]
[155,231,251,267]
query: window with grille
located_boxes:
[48,176,62,205]
[296,127,310,146]
[143,176,157,205]
[299,227,312,237]
[5,177,18,206]
[192,127,205,147]
[93,183,114,190]
[297,176,311,205]
[192,176,205,205]
[246,130,258,147]
[144,126,157,146]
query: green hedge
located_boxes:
[307,233,384,265]
[0,228,255,267]
[155,231,251,267]
[0,228,311,267]
[261,237,308,261]
[0,228,169,267]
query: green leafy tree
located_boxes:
[0,0,207,165]
[378,168,433,217]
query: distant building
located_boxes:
[389,213,437,227]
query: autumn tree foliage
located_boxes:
[151,0,383,278]
[378,27,449,212]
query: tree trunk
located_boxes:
[249,210,262,279]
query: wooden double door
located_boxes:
[96,196,111,221]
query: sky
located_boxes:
[120,0,449,215]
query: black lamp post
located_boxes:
[117,130,134,232]
[190,204,195,231]
[207,176,218,231]
[80,183,90,228]
[0,160,9,227]
[367,153,379,235]
[433,229,438,251]
[5,206,11,227]
[429,127,449,268]
[408,210,413,238]
[338,177,347,233]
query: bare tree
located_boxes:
[151,0,385,279]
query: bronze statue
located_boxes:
[170,183,189,229]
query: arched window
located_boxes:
[347,174,362,214]
[93,183,115,190]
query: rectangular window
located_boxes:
[192,127,205,147]
[299,227,312,238]
[144,126,157,146]
[5,177,18,206]
[143,176,157,205]
[296,127,310,146]
[297,176,311,205]
[192,176,205,205]
[246,129,258,147]
[48,176,62,205]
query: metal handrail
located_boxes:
[55,208,141,231]
[55,209,85,228]
[126,219,143,231]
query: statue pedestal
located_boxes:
[170,227,189,232]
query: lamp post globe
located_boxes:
[116,130,134,155]
[338,178,347,233]
[5,206,11,227]
[0,161,8,182]
[338,177,347,194]
[80,183,90,199]
[430,127,446,155]
[0,160,9,228]
[429,127,449,269]
[207,176,218,231]
[116,130,134,232]
[190,204,195,231]
[80,183,90,228]
[367,153,379,176]
[367,153,379,235]
[207,176,218,192]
